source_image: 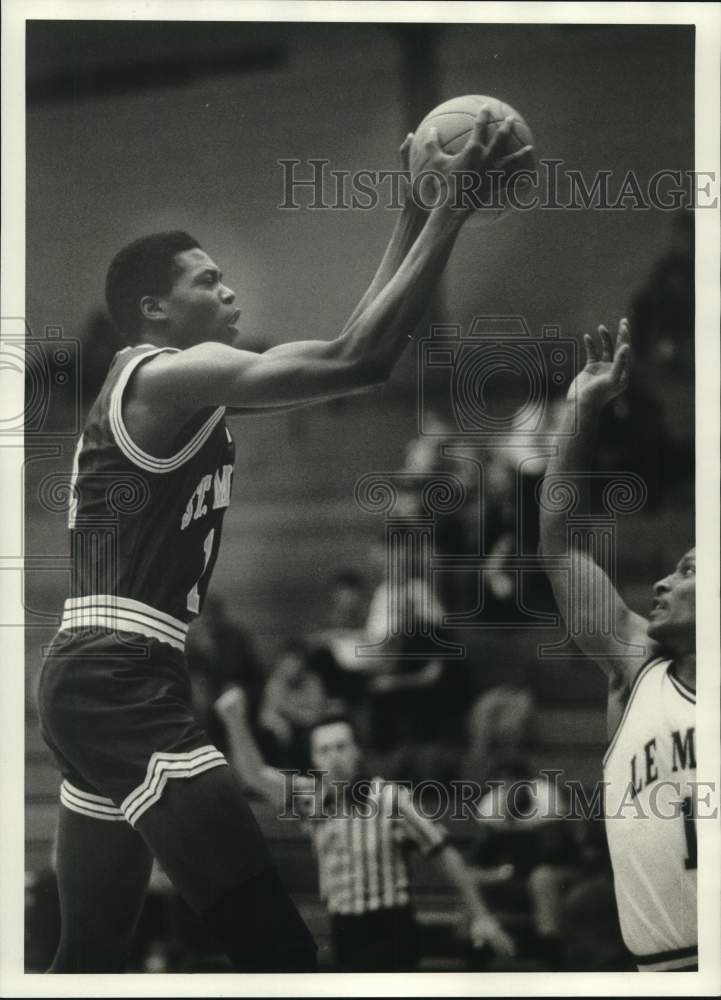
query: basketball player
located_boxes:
[215,688,516,971]
[539,320,697,971]
[37,111,532,972]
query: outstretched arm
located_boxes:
[135,110,533,418]
[339,133,427,335]
[539,320,654,697]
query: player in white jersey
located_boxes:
[539,320,696,971]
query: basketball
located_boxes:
[409,94,535,180]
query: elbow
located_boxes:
[351,354,390,389]
[332,335,390,390]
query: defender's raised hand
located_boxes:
[569,318,632,407]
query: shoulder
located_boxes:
[118,345,227,462]
[605,632,662,729]
[605,655,668,751]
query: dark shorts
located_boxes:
[37,628,227,826]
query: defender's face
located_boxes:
[647,548,696,650]
[310,722,360,784]
[161,249,240,347]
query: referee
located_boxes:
[216,689,515,971]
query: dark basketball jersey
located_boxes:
[62,344,234,651]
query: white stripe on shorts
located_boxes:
[121,745,227,826]
[60,595,188,651]
[60,780,125,821]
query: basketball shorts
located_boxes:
[37,628,228,827]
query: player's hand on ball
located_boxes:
[397,132,419,210]
[469,914,516,957]
[569,318,632,408]
[420,105,533,219]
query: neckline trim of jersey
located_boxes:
[666,663,696,703]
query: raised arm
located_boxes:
[223,136,426,417]
[338,133,427,335]
[214,686,313,814]
[135,111,532,418]
[539,320,654,697]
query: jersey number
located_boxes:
[187,529,215,614]
[682,796,697,871]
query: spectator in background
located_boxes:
[459,685,535,788]
[528,814,628,971]
[216,690,515,971]
[364,571,450,753]
[631,209,693,378]
[186,594,266,753]
[467,755,585,970]
[400,409,475,612]
[258,640,332,770]
[597,209,694,504]
[307,571,372,709]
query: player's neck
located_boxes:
[672,651,696,692]
[137,329,178,349]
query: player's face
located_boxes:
[310,722,361,784]
[647,548,695,651]
[161,249,240,347]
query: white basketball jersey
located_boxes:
[603,658,697,971]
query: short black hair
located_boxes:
[105,231,200,343]
[308,710,357,741]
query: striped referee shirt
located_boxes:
[303,778,448,916]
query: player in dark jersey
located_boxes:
[37,113,533,972]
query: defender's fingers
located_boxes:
[599,324,614,361]
[612,342,631,383]
[471,105,493,147]
[617,316,631,346]
[583,333,599,364]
